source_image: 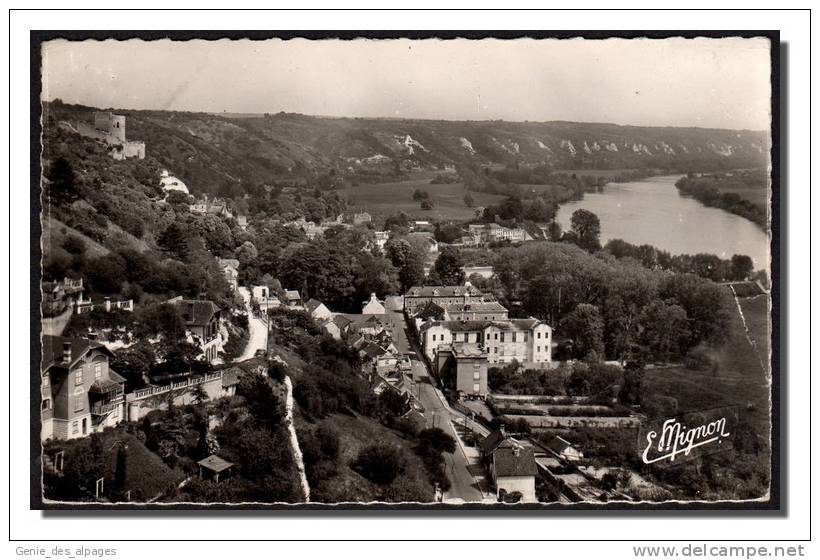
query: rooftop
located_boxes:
[42,335,113,373]
[197,454,234,473]
[405,285,483,298]
[174,299,220,327]
[493,445,539,478]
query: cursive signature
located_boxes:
[642,417,732,465]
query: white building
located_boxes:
[362,293,386,315]
[420,318,552,367]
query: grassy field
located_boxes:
[337,175,507,222]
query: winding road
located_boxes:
[237,287,268,361]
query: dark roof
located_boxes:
[41,335,112,373]
[479,429,507,455]
[405,285,483,298]
[493,446,538,477]
[197,454,233,473]
[174,299,220,327]
[545,436,573,455]
[332,315,353,328]
[442,301,508,313]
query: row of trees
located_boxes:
[491,241,733,363]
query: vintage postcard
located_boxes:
[33,32,777,509]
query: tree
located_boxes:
[730,254,754,281]
[191,383,209,405]
[63,235,86,255]
[235,241,258,267]
[547,221,563,242]
[430,246,465,286]
[83,254,127,294]
[420,199,434,210]
[637,299,690,362]
[417,428,456,454]
[385,238,425,291]
[463,192,475,207]
[354,445,406,485]
[158,222,189,260]
[45,157,80,204]
[570,209,602,252]
[412,189,430,201]
[560,303,605,360]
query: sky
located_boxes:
[41,37,772,130]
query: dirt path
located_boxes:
[284,375,310,502]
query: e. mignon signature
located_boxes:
[642,417,732,465]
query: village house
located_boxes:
[168,297,223,363]
[190,197,232,219]
[305,298,332,322]
[544,435,584,463]
[479,429,538,502]
[373,230,390,251]
[41,335,127,441]
[361,293,386,315]
[217,258,239,291]
[420,318,552,367]
[404,283,486,314]
[284,289,302,308]
[251,285,281,312]
[322,314,352,340]
[352,211,372,225]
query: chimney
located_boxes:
[513,446,521,457]
[499,424,506,437]
[62,341,72,364]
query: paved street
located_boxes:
[385,310,489,502]
[237,287,268,361]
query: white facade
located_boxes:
[421,320,552,366]
[495,475,537,502]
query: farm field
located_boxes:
[337,175,507,221]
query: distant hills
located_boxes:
[43,101,769,196]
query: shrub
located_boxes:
[353,444,406,485]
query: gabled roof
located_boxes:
[284,290,301,301]
[493,446,539,477]
[173,299,220,327]
[332,314,353,328]
[545,435,574,455]
[305,298,326,314]
[479,429,508,455]
[441,301,508,314]
[41,335,113,373]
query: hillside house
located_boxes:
[322,314,352,340]
[169,298,222,363]
[284,290,302,308]
[41,335,126,441]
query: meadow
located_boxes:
[337,173,507,221]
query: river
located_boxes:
[555,175,770,270]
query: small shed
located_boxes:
[198,454,234,483]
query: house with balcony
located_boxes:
[41,335,126,441]
[169,297,223,363]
